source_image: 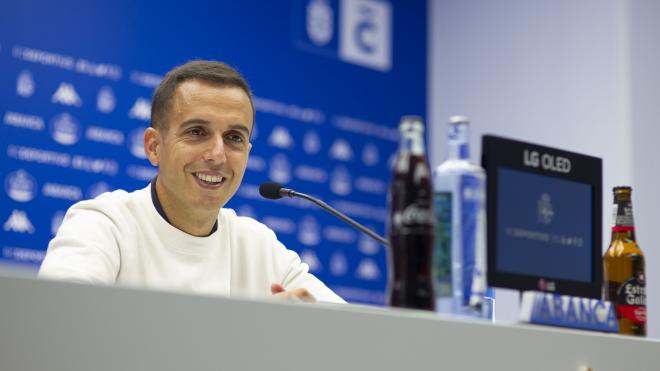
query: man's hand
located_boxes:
[270,283,316,303]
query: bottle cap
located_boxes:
[399,115,424,133]
[448,115,470,126]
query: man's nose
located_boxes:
[203,135,227,163]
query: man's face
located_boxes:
[145,80,253,217]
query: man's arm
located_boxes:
[39,202,121,284]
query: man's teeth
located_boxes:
[195,173,224,184]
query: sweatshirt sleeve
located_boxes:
[268,234,347,304]
[38,201,121,285]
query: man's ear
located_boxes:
[143,127,161,166]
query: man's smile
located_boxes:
[193,172,226,188]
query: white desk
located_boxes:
[0,274,657,371]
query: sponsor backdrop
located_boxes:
[0,0,426,305]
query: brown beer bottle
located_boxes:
[388,116,435,311]
[603,186,646,336]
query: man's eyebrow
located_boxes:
[228,124,251,137]
[178,120,251,137]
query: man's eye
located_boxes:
[226,134,244,143]
[188,128,204,136]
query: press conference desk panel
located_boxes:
[0,275,656,371]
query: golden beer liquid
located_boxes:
[603,187,646,336]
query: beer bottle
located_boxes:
[388,116,435,311]
[603,186,646,336]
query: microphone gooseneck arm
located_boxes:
[286,190,390,248]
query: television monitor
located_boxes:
[481,135,602,299]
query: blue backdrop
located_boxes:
[0,0,427,305]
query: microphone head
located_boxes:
[259,182,284,200]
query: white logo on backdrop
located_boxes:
[247,155,266,172]
[356,258,381,280]
[268,126,294,149]
[128,127,148,159]
[49,112,81,145]
[86,126,125,146]
[128,97,151,121]
[86,181,112,200]
[306,0,334,46]
[537,193,554,225]
[3,111,45,131]
[323,225,357,244]
[329,138,353,161]
[294,165,328,183]
[298,215,321,246]
[5,169,37,202]
[51,210,66,236]
[269,154,292,184]
[97,86,116,113]
[51,82,82,107]
[339,0,392,71]
[42,182,82,201]
[361,142,380,166]
[3,210,35,234]
[355,176,386,194]
[303,130,321,154]
[330,250,348,276]
[300,249,322,273]
[330,165,352,196]
[263,216,296,234]
[358,228,381,255]
[16,70,35,97]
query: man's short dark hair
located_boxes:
[151,60,254,130]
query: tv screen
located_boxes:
[482,135,602,298]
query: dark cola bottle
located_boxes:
[387,116,435,311]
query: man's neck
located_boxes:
[153,177,218,237]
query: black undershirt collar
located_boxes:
[150,177,218,236]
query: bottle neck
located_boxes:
[448,123,469,160]
[611,195,636,241]
[400,128,425,156]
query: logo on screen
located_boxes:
[51,82,82,107]
[269,154,292,184]
[358,227,380,255]
[16,70,35,98]
[339,0,392,71]
[49,112,81,145]
[97,86,116,113]
[537,193,555,225]
[3,210,35,234]
[306,0,334,46]
[5,169,37,202]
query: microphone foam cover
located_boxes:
[259,182,283,200]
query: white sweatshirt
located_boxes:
[39,184,345,303]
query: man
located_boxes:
[39,60,345,304]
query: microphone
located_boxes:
[259,182,390,247]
